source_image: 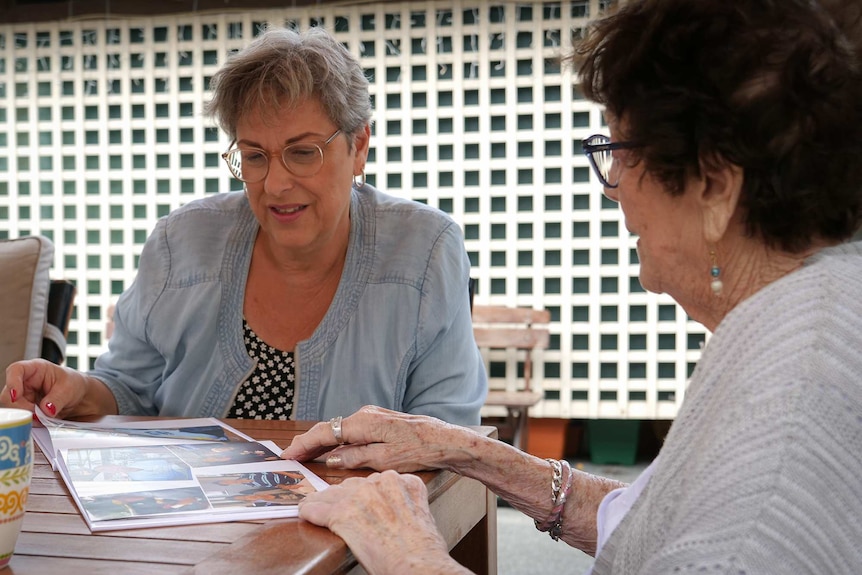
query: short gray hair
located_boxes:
[205,25,372,141]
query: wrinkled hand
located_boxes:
[2,359,89,417]
[298,470,464,575]
[281,405,474,473]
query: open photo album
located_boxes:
[32,407,329,532]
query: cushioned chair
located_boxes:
[41,279,76,365]
[0,236,75,387]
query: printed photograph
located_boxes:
[66,446,193,482]
[167,441,281,468]
[80,487,210,521]
[50,423,238,443]
[198,470,317,508]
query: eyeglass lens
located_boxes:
[225,143,325,183]
[585,135,616,187]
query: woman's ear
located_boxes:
[352,125,372,174]
[697,160,744,244]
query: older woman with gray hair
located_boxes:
[3,26,486,426]
[284,1,862,573]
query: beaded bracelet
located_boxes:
[534,458,574,540]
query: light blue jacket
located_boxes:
[92,186,487,426]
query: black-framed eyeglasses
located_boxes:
[222,129,342,183]
[582,134,641,189]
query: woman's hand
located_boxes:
[281,405,481,473]
[298,470,469,575]
[2,359,116,418]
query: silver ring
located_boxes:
[329,416,345,444]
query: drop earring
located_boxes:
[353,170,366,189]
[709,250,723,295]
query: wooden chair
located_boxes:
[472,304,551,451]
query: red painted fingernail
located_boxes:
[9,388,16,402]
[46,402,57,416]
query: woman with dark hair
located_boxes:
[283,1,862,573]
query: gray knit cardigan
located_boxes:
[593,241,862,575]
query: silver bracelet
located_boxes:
[535,458,572,539]
[547,460,574,541]
[546,459,563,502]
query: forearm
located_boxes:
[443,428,625,556]
[287,407,625,556]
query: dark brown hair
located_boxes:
[572,0,862,252]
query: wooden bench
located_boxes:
[472,305,551,451]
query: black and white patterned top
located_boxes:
[227,319,295,420]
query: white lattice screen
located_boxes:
[0,1,707,419]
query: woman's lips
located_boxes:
[271,205,304,215]
[270,204,306,221]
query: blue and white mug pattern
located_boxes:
[0,412,32,472]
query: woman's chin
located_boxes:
[635,273,661,295]
[635,277,652,293]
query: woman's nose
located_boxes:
[603,184,620,202]
[263,154,296,192]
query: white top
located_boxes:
[585,459,658,574]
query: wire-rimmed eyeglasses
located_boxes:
[582,134,641,189]
[222,129,342,183]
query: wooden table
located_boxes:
[10,418,497,574]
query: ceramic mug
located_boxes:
[0,408,33,568]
